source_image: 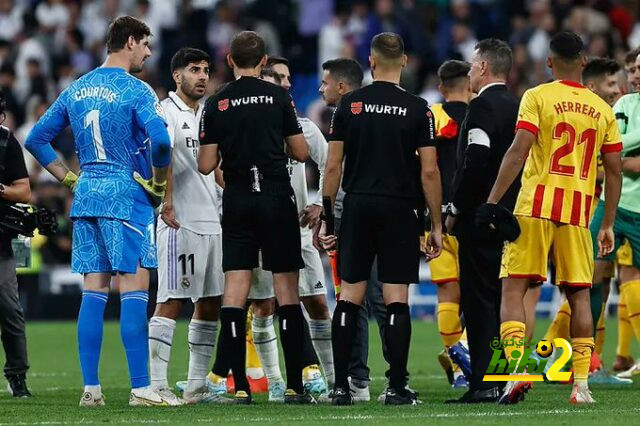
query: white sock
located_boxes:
[308,318,334,387]
[84,384,101,396]
[148,316,176,389]
[185,319,218,393]
[251,314,283,382]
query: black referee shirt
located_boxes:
[329,81,436,200]
[199,76,302,183]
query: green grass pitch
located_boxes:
[1,319,640,425]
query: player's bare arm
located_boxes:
[0,177,30,203]
[599,151,622,257]
[487,129,535,204]
[285,133,309,162]
[318,140,343,248]
[159,164,180,229]
[197,144,220,174]
[621,157,640,174]
[214,166,225,188]
[418,145,443,259]
[322,140,344,208]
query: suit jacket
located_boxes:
[451,84,520,239]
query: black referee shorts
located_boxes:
[221,184,304,273]
[339,193,421,284]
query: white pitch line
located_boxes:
[2,406,639,425]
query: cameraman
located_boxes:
[0,96,32,397]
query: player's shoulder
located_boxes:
[298,116,322,135]
[614,92,638,109]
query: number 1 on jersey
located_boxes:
[84,110,107,161]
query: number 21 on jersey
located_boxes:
[549,122,596,180]
[84,110,107,161]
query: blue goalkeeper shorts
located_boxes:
[72,217,157,274]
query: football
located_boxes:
[536,340,553,358]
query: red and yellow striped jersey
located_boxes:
[431,103,459,138]
[514,80,622,227]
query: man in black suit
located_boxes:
[445,38,520,403]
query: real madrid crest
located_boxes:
[181,277,191,289]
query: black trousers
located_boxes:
[0,257,29,377]
[457,233,502,391]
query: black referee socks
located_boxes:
[278,304,305,394]
[216,306,249,394]
[385,302,412,392]
[332,300,360,390]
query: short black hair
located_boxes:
[371,32,404,65]
[625,47,640,65]
[260,68,282,85]
[321,58,364,89]
[437,60,470,87]
[106,16,151,54]
[475,38,512,78]
[229,31,265,68]
[170,47,211,72]
[265,56,289,69]
[549,31,584,62]
[582,57,621,83]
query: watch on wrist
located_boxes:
[0,183,5,197]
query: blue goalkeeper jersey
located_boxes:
[32,67,166,225]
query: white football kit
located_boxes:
[156,92,223,303]
[249,117,327,299]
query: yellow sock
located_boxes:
[618,283,633,357]
[246,309,262,370]
[437,302,463,347]
[500,321,526,363]
[544,300,571,342]
[595,304,606,355]
[624,280,640,342]
[572,337,595,383]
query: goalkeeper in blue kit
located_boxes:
[24,16,172,407]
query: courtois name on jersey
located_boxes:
[43,67,166,225]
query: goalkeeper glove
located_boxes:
[62,171,78,191]
[133,171,166,208]
[475,203,521,242]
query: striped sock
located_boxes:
[572,337,595,383]
[251,314,282,382]
[120,291,150,389]
[437,302,463,348]
[308,319,334,387]
[148,316,176,389]
[186,320,217,393]
[500,321,526,363]
[624,280,640,341]
[617,284,633,358]
[78,290,108,386]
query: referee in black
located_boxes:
[322,32,443,406]
[198,31,313,404]
[446,39,520,403]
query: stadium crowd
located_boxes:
[3,0,640,408]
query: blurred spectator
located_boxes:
[0,0,24,41]
[0,0,636,270]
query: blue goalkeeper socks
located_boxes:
[77,290,108,386]
[120,291,150,389]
